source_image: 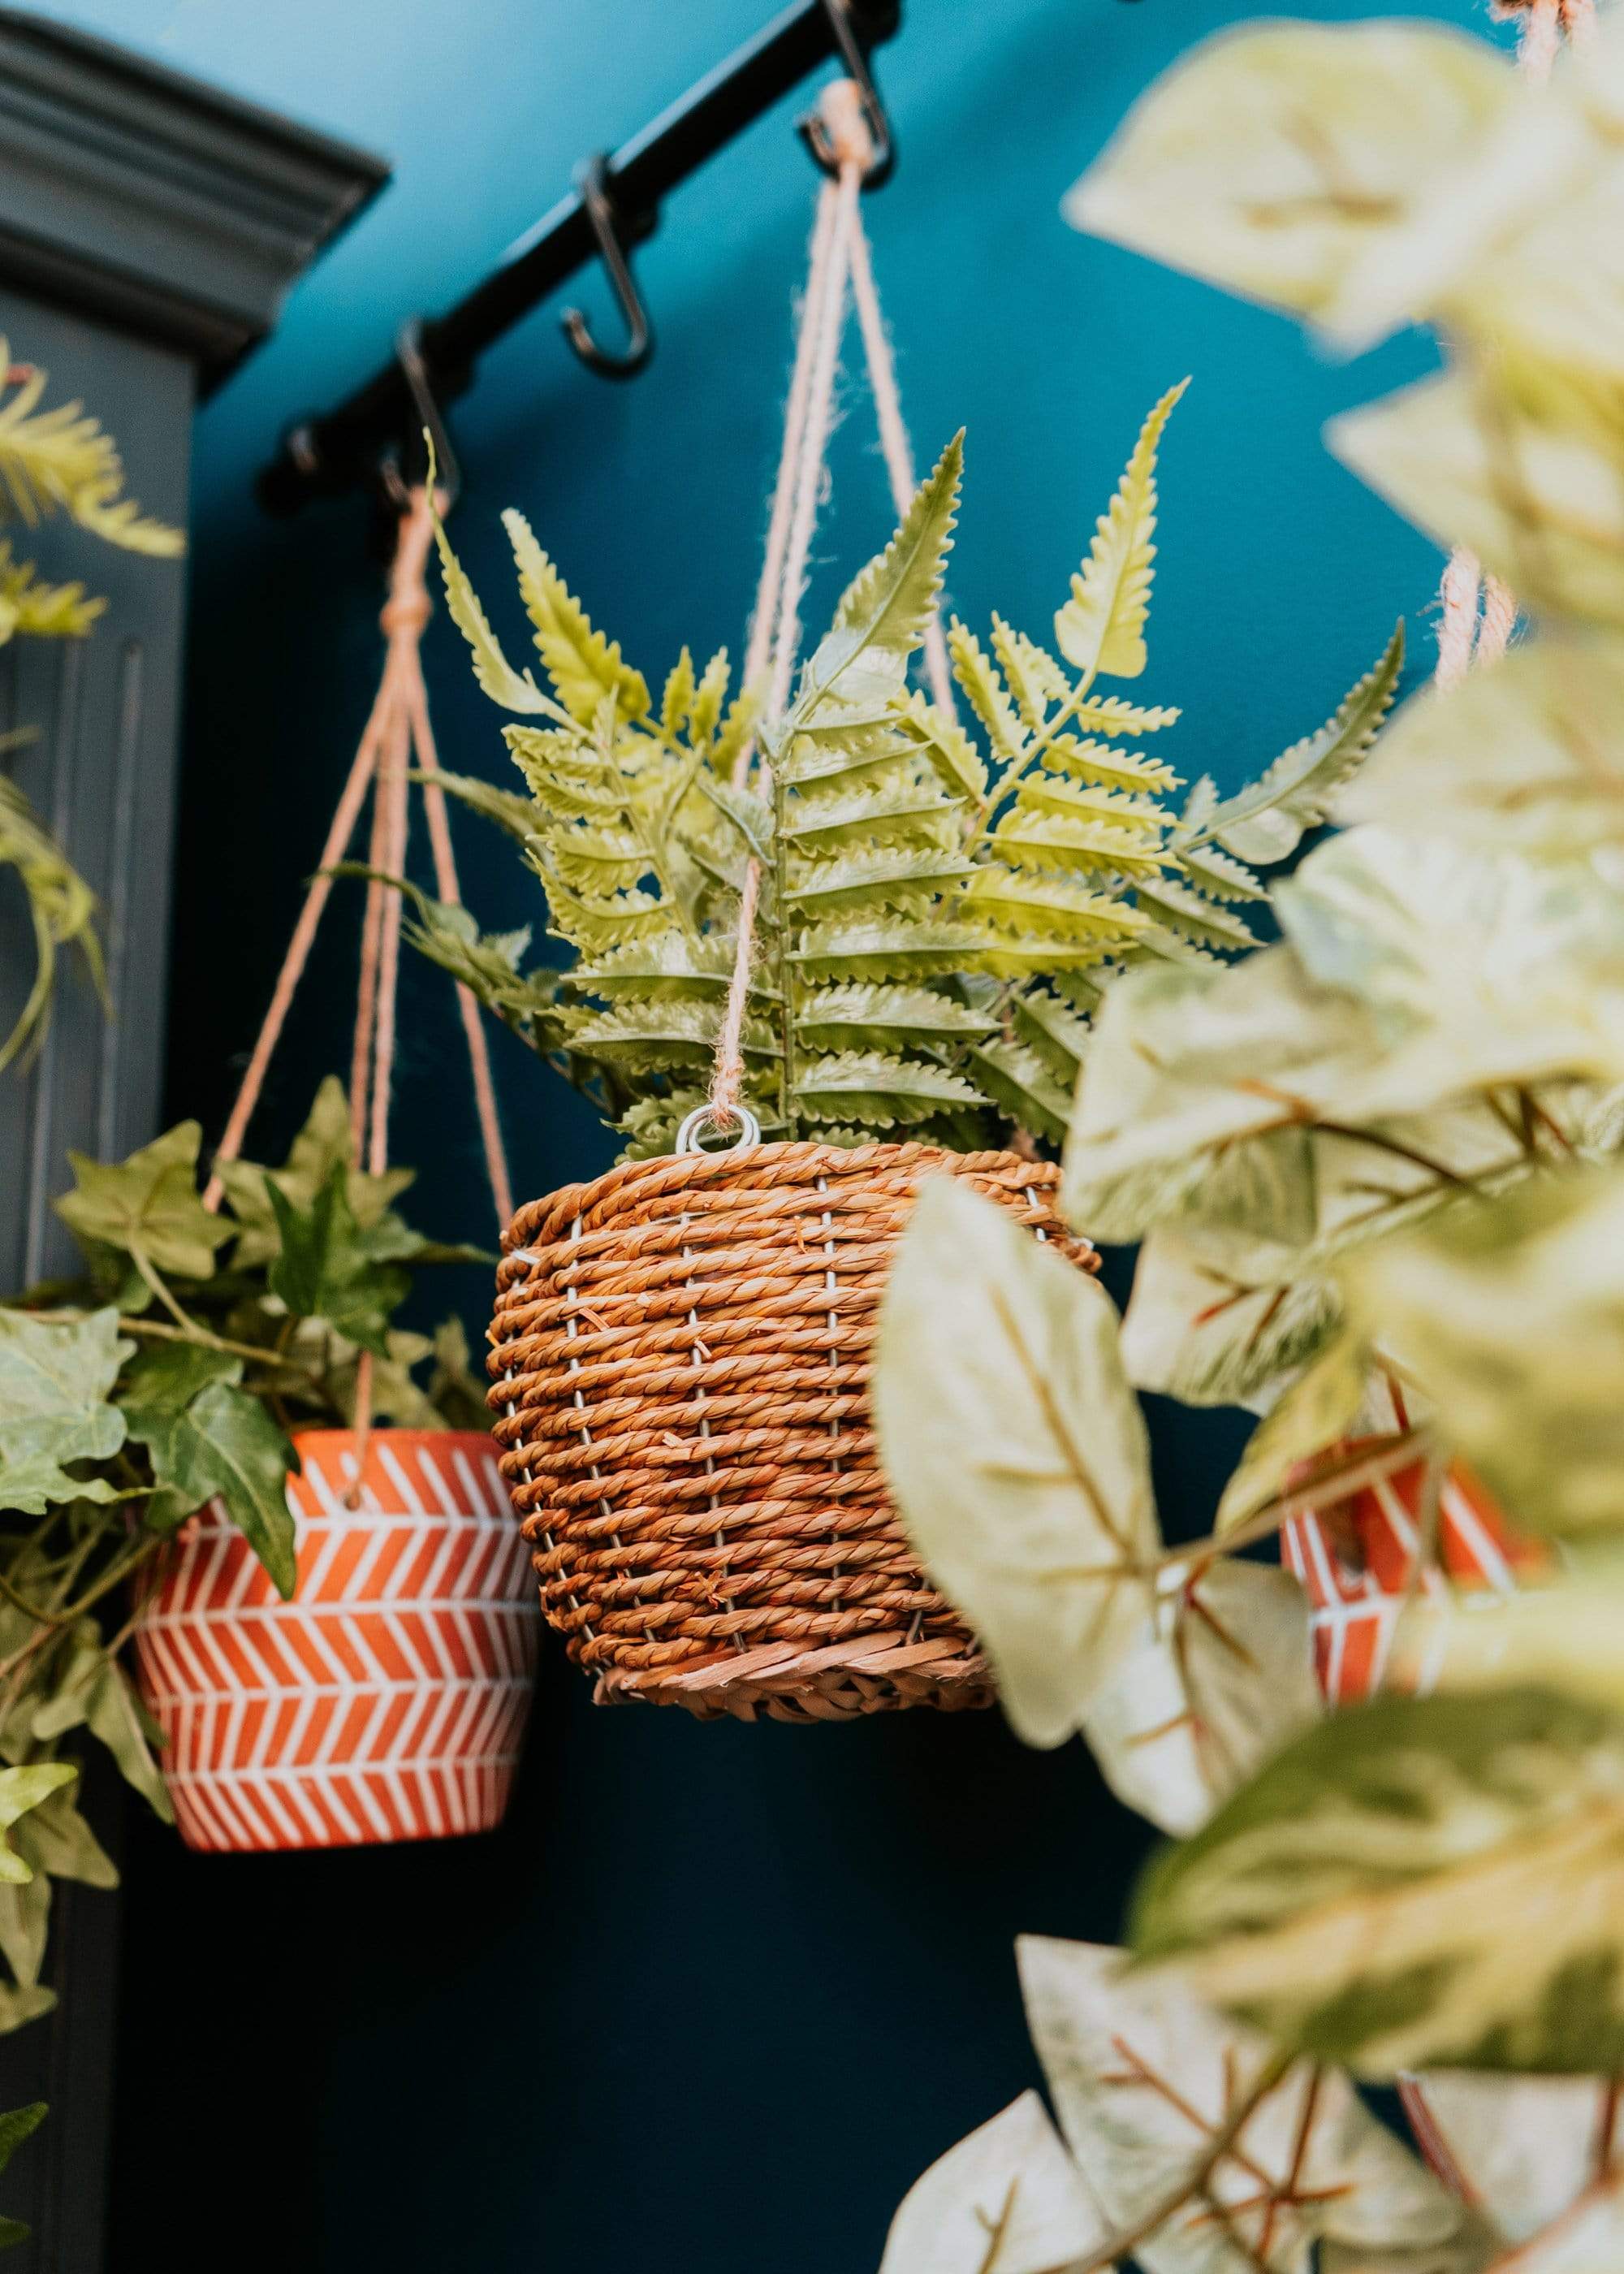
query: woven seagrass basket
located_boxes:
[487,1139,1098,1723]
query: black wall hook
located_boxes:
[561,155,654,378]
[799,0,893,187]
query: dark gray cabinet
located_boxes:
[0,15,385,2266]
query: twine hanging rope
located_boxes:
[1436,0,1596,684]
[203,486,516,1481]
[707,80,955,1138]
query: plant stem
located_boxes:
[1170,1429,1433,1571]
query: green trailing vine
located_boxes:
[400,391,1402,1156]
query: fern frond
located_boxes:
[689,647,732,743]
[68,487,183,557]
[572,933,739,998]
[414,763,548,848]
[503,726,630,819]
[661,647,695,737]
[710,689,758,778]
[1009,985,1093,1081]
[0,543,103,642]
[1174,844,1267,901]
[783,789,957,860]
[792,920,989,981]
[893,688,987,799]
[1014,774,1168,832]
[545,880,670,955]
[799,434,962,711]
[545,826,651,896]
[794,982,996,1048]
[429,486,562,719]
[786,847,974,919]
[966,1038,1073,1144]
[991,614,1069,730]
[988,809,1168,877]
[1072,694,1181,737]
[948,620,1026,763]
[1054,379,1187,683]
[961,865,1153,944]
[693,773,774,858]
[568,998,777,1073]
[777,718,922,789]
[1133,873,1260,949]
[1186,621,1404,865]
[1040,736,1181,794]
[793,1050,988,1126]
[503,509,650,725]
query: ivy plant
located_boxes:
[400,396,1400,1157]
[0,1079,486,2050]
[871,14,1624,2274]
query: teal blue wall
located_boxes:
[26,2,1506,2266]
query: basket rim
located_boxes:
[500,1138,1067,1256]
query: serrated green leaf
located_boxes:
[966,1040,1073,1146]
[786,847,974,919]
[1009,985,1093,1083]
[55,1123,229,1281]
[1174,845,1266,902]
[660,646,694,737]
[991,616,1071,730]
[780,781,957,858]
[794,983,994,1049]
[1054,382,1187,682]
[1041,737,1181,794]
[1133,873,1260,951]
[875,1180,1159,1746]
[962,865,1152,944]
[1073,694,1181,738]
[948,620,1026,763]
[1194,625,1405,865]
[991,808,1168,880]
[791,920,991,983]
[1132,1688,1624,2077]
[573,932,736,998]
[503,508,650,724]
[427,488,559,719]
[0,1309,128,1515]
[693,772,773,859]
[793,1052,987,1126]
[892,688,987,800]
[801,434,963,711]
[689,647,731,744]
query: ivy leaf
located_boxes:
[118,1345,296,1593]
[1063,949,1370,1247]
[217,1074,415,1269]
[268,1166,408,1357]
[0,1767,76,1887]
[1081,1561,1321,1837]
[14,1783,115,1890]
[1130,1687,1624,2077]
[801,434,963,711]
[1054,379,1187,683]
[1018,1936,1473,2274]
[875,1178,1160,1747]
[1341,633,1624,861]
[54,1122,229,1281]
[0,1308,128,1515]
[34,1642,172,1824]
[879,2091,1108,2274]
[1399,2074,1623,2247]
[1065,22,1511,324]
[1341,1166,1624,1540]
[0,2101,45,2173]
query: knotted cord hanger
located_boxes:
[1436,0,1596,686]
[699,76,954,1147]
[203,465,516,1489]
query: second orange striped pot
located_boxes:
[133,1429,540,1854]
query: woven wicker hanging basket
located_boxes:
[490,1140,1098,1723]
[135,1429,538,1852]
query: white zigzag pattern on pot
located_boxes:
[134,1430,540,1854]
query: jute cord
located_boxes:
[204,487,515,1489]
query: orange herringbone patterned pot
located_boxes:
[1282,1437,1545,1705]
[488,1140,1097,1725]
[134,1429,539,1854]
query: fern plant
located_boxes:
[411,391,1402,1156]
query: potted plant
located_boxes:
[400,390,1399,1723]
[2,1076,537,1876]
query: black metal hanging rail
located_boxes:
[257,0,901,513]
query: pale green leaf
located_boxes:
[1018,1937,1470,2274]
[1065,22,1512,321]
[0,1308,128,1515]
[793,984,995,1051]
[1132,1688,1624,2076]
[428,491,559,718]
[0,1767,76,1887]
[879,2092,1107,2274]
[1082,1560,1321,1838]
[792,1053,987,1128]
[965,1039,1072,1147]
[1120,1223,1338,1412]
[55,1122,230,1280]
[1215,1332,1368,1533]
[875,1179,1160,1747]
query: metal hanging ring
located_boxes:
[562,155,654,378]
[798,0,894,188]
[676,1102,762,1156]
